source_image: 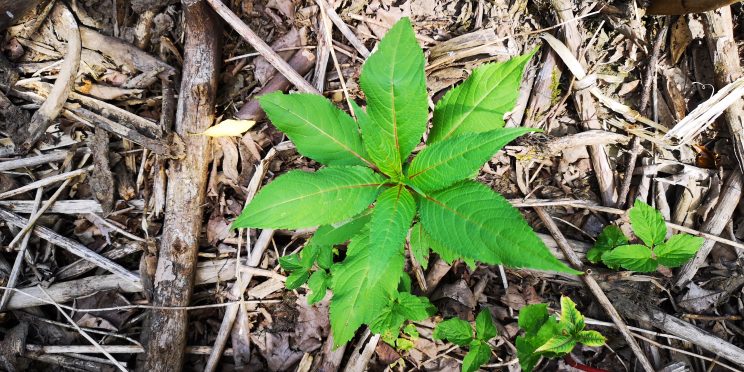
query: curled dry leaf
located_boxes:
[200,119,256,137]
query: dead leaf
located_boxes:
[200,119,256,137]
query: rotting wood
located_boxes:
[142,1,220,370]
[646,0,740,15]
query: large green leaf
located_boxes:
[309,210,372,247]
[233,166,384,229]
[407,128,535,192]
[259,92,369,166]
[535,334,576,354]
[518,304,549,336]
[628,199,667,247]
[655,234,703,268]
[429,53,534,143]
[419,181,577,273]
[601,244,657,272]
[371,186,416,269]
[359,18,428,177]
[330,228,405,346]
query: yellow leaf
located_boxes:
[200,119,256,137]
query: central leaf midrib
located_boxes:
[408,135,497,181]
[280,105,371,165]
[259,182,382,212]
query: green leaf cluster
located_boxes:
[233,17,577,348]
[433,310,497,372]
[516,297,606,372]
[587,200,704,272]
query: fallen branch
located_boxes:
[142,1,220,370]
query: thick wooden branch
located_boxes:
[142,1,220,370]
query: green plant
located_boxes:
[232,17,577,347]
[587,200,703,272]
[433,310,498,372]
[516,296,606,372]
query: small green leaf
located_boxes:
[601,244,658,272]
[535,334,576,354]
[307,270,329,304]
[403,324,419,339]
[517,317,561,372]
[420,181,578,273]
[359,17,428,177]
[233,166,384,229]
[462,340,491,372]
[258,92,369,166]
[628,199,667,247]
[587,226,629,263]
[286,270,310,290]
[576,330,606,347]
[429,53,535,143]
[279,253,303,271]
[370,292,434,335]
[316,246,334,270]
[518,304,549,336]
[396,337,415,351]
[330,228,405,346]
[516,336,542,372]
[407,128,536,192]
[300,245,319,267]
[656,234,704,268]
[475,310,497,341]
[559,296,584,333]
[433,317,473,346]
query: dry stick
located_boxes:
[0,167,90,200]
[675,170,742,287]
[204,146,283,370]
[609,292,744,367]
[17,3,81,153]
[8,179,71,248]
[236,49,316,120]
[204,0,318,94]
[319,2,355,117]
[313,0,370,58]
[701,8,744,172]
[26,344,237,356]
[0,148,87,172]
[0,208,140,285]
[0,188,42,310]
[617,19,668,209]
[550,0,617,206]
[142,1,219,370]
[37,286,128,372]
[203,229,275,372]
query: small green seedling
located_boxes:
[587,200,704,272]
[433,310,498,372]
[233,17,578,347]
[516,296,606,372]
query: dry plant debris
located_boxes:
[0,0,743,371]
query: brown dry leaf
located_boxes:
[375,341,401,365]
[250,331,304,371]
[677,283,723,313]
[670,17,692,64]
[293,295,330,352]
[72,290,134,330]
[217,136,240,183]
[206,212,231,245]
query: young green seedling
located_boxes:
[433,310,498,372]
[233,17,578,347]
[516,296,606,372]
[587,200,704,272]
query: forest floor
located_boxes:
[1,0,744,371]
